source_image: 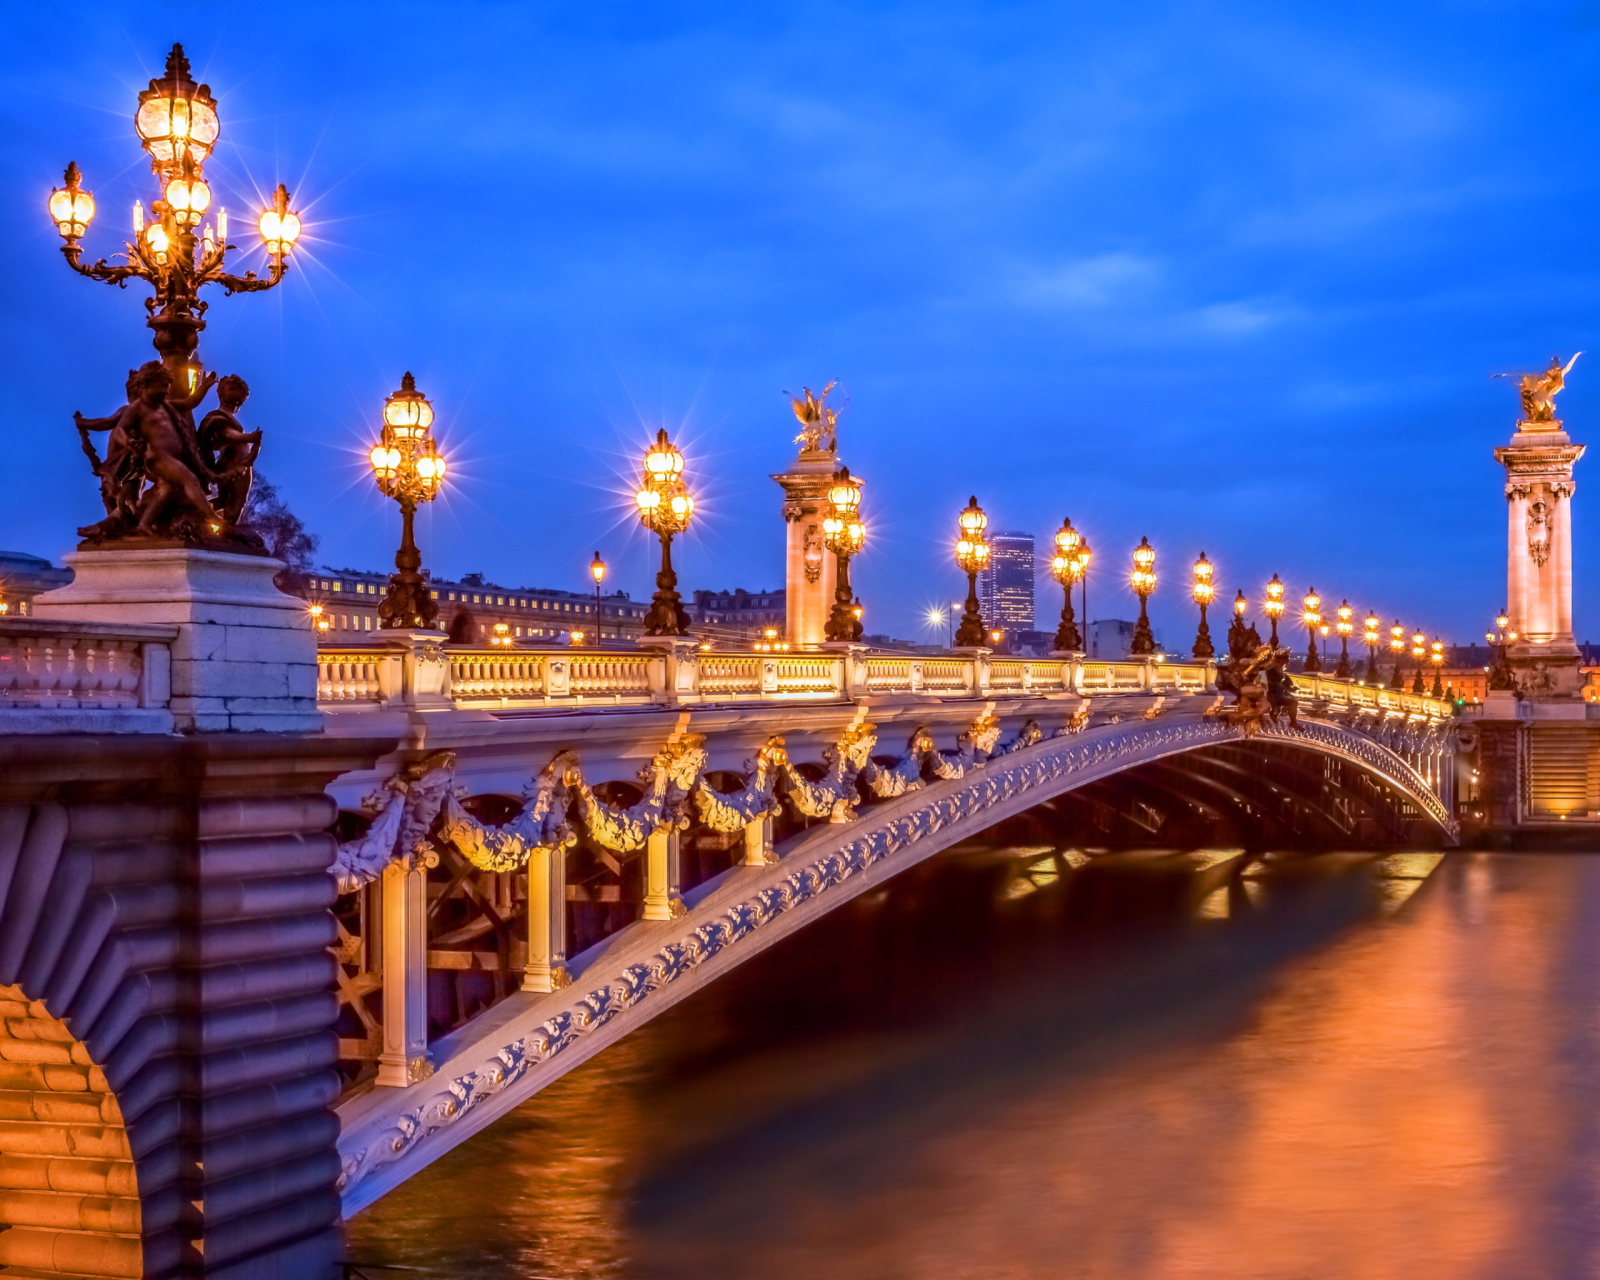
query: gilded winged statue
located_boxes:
[1496,353,1582,423]
[791,381,839,452]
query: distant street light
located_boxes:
[1264,574,1286,646]
[1051,517,1085,653]
[1302,588,1323,673]
[1190,551,1215,659]
[953,497,990,647]
[1363,611,1381,683]
[823,467,866,642]
[1389,622,1406,689]
[1129,537,1157,656]
[1335,601,1353,679]
[635,429,693,636]
[369,373,446,630]
[589,552,607,642]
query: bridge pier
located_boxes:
[0,732,387,1279]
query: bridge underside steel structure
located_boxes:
[324,648,1456,1214]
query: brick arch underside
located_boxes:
[0,984,141,1278]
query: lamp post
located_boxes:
[490,622,512,648]
[823,467,866,642]
[1302,588,1322,673]
[953,497,990,647]
[1228,589,1252,658]
[589,552,607,642]
[1130,537,1157,656]
[1191,552,1215,659]
[307,603,329,636]
[369,373,446,630]
[1389,622,1406,689]
[1488,609,1514,690]
[635,429,693,636]
[1430,637,1446,698]
[1050,518,1084,653]
[1074,539,1093,650]
[1363,612,1381,683]
[1264,574,1286,646]
[1334,600,1353,679]
[49,45,301,389]
[1411,631,1427,695]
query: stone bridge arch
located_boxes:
[0,984,142,1277]
[337,713,1454,1212]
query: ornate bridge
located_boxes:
[313,641,1456,1213]
[0,622,1456,1274]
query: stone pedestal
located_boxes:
[637,635,700,705]
[772,449,844,649]
[30,548,319,732]
[1496,419,1586,700]
[373,629,452,709]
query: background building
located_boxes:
[693,588,785,645]
[305,568,648,645]
[978,532,1036,631]
[0,551,73,615]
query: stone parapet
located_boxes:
[30,548,320,733]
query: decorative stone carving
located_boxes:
[336,710,1455,1208]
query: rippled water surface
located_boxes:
[348,848,1600,1279]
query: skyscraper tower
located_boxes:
[978,532,1036,631]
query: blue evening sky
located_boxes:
[4,0,1598,648]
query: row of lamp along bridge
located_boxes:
[38,48,1465,681]
[307,366,1461,696]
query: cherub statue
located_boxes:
[74,361,221,542]
[198,374,262,528]
[1496,353,1581,424]
[791,381,839,453]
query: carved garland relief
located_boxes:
[335,713,1455,1204]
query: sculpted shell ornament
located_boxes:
[337,712,1453,1200]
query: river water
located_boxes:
[348,846,1600,1279]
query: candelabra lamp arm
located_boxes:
[61,243,147,288]
[209,257,289,297]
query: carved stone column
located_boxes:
[1496,415,1586,698]
[772,448,841,648]
[521,841,568,993]
[375,857,430,1087]
[742,814,773,866]
[642,828,680,920]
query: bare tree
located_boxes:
[242,474,319,596]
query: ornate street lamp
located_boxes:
[589,552,607,641]
[1411,630,1427,695]
[307,603,329,635]
[1073,538,1092,644]
[1050,517,1085,653]
[490,622,512,648]
[369,374,446,630]
[1301,588,1322,673]
[49,45,301,388]
[823,467,866,642]
[1387,623,1406,689]
[1129,537,1157,656]
[1334,600,1354,679]
[1363,612,1381,683]
[1487,609,1514,691]
[1430,638,1446,698]
[953,497,990,647]
[635,429,694,636]
[1227,589,1253,658]
[1264,574,1286,646]
[1191,552,1215,659]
